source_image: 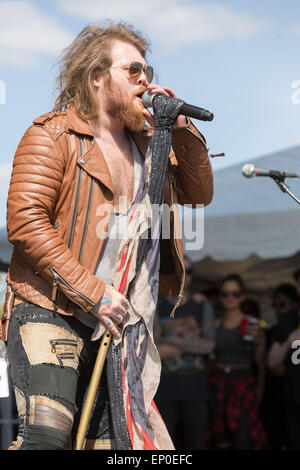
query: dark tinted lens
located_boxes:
[221,290,242,298]
[145,66,154,83]
[232,291,242,298]
[128,62,154,83]
[128,62,143,77]
[220,291,229,298]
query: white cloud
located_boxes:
[54,0,270,48]
[0,1,74,66]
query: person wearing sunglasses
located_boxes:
[208,274,267,450]
[3,22,213,451]
[154,257,215,450]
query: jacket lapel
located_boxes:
[78,140,114,194]
[66,107,155,193]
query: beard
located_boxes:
[103,74,146,133]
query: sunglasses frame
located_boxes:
[111,61,154,83]
[220,290,243,299]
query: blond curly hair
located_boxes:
[53,21,150,121]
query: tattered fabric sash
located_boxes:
[92,95,183,450]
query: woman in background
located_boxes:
[208,274,268,450]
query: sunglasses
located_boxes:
[111,61,154,83]
[185,269,193,275]
[220,290,242,298]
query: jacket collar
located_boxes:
[66,106,94,138]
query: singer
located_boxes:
[2,22,213,450]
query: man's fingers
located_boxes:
[148,88,168,97]
[119,307,127,316]
[147,85,177,98]
[163,86,177,98]
[146,84,169,97]
[114,314,123,324]
[92,288,129,338]
[101,315,121,338]
[121,299,130,310]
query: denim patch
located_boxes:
[19,322,83,369]
[20,424,70,450]
[28,364,78,405]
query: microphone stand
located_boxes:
[271,175,300,205]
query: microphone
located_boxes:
[142,90,214,122]
[242,163,299,180]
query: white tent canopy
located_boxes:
[1,145,300,269]
[184,144,300,262]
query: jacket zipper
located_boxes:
[78,176,94,263]
[185,126,221,158]
[168,165,185,318]
[185,126,209,150]
[68,139,84,250]
[53,137,86,308]
[50,267,95,311]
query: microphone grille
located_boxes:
[142,90,155,108]
[242,163,255,178]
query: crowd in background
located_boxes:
[1,262,300,450]
[154,260,300,450]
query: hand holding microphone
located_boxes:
[141,85,214,128]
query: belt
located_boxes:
[1,290,24,342]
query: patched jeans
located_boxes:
[6,301,115,450]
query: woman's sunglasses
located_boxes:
[220,290,242,298]
[111,61,154,83]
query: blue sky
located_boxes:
[0,0,300,227]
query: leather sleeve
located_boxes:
[6,124,105,312]
[171,118,214,207]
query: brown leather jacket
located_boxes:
[5,107,213,317]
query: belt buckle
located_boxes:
[224,366,231,374]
